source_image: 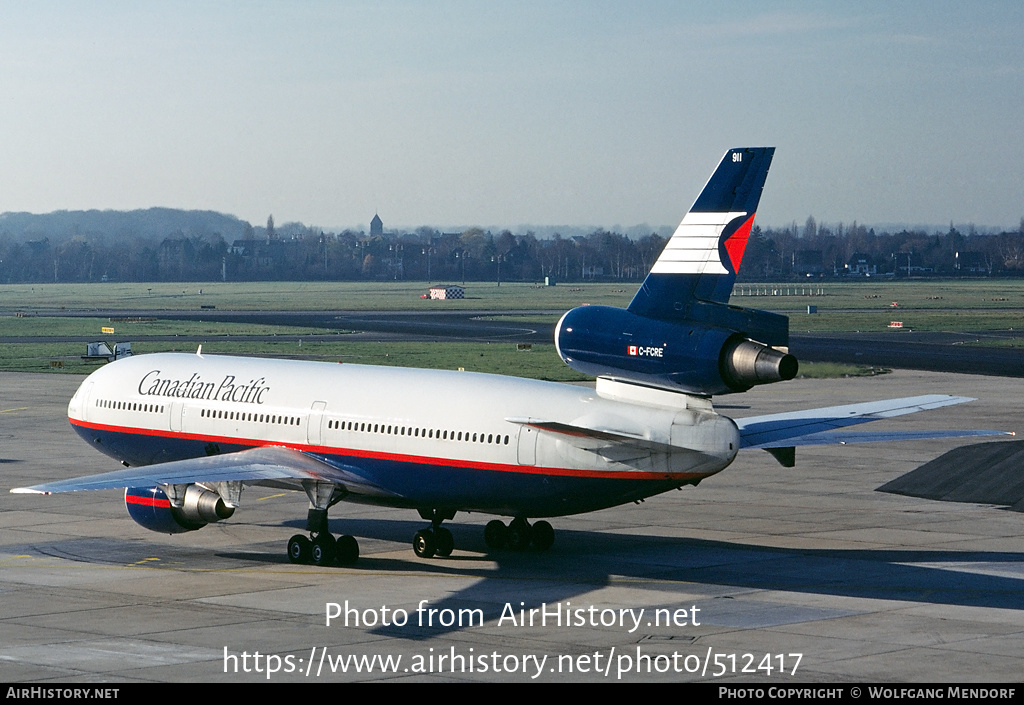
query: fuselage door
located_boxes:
[169,401,184,432]
[68,380,94,423]
[517,425,537,466]
[307,401,327,446]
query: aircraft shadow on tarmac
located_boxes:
[26,516,1023,640]
[354,529,1024,638]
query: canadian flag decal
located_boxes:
[628,345,638,356]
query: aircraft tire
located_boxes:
[413,529,436,559]
[336,535,359,565]
[484,520,507,549]
[311,533,336,566]
[507,519,532,552]
[532,520,554,551]
[287,534,312,564]
[434,527,454,557]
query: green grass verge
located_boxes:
[0,281,635,313]
[0,316,341,338]
[2,279,1020,378]
[9,337,890,385]
[4,340,593,382]
[789,310,1024,333]
[3,280,1024,334]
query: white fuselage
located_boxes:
[68,353,739,517]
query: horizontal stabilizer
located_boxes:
[736,395,993,449]
[758,429,1011,449]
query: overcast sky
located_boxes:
[2,1,1021,232]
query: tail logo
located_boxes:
[721,213,756,273]
[649,211,754,276]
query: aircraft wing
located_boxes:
[736,394,1011,449]
[11,446,396,498]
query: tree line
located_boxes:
[0,210,1022,284]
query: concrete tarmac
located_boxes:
[1,368,1022,683]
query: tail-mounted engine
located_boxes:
[555,304,797,396]
[125,484,234,534]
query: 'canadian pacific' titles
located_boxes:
[138,370,270,404]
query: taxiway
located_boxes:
[1,368,1022,682]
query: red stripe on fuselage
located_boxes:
[68,417,709,482]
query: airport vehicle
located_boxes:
[12,148,1001,565]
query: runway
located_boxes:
[1,367,1022,682]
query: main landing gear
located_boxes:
[410,512,556,559]
[287,528,359,566]
[483,517,554,552]
[287,480,359,566]
[284,483,557,564]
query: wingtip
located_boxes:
[10,487,48,495]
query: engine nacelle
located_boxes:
[125,485,234,534]
[555,305,797,396]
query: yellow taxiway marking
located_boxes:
[0,407,29,414]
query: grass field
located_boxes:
[1,279,1021,376]
[2,279,1022,316]
[734,279,1024,334]
[0,281,636,313]
[0,316,339,338]
[0,339,594,380]
[0,337,880,382]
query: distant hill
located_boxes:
[0,208,251,242]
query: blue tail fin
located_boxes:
[628,147,774,320]
[555,147,792,395]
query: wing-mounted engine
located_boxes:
[555,147,797,396]
[125,485,234,534]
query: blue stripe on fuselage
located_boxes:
[71,422,697,518]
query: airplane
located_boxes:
[12,147,1007,567]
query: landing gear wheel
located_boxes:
[335,534,359,565]
[507,518,533,552]
[484,520,508,550]
[531,520,554,551]
[413,529,436,559]
[287,534,311,564]
[434,527,454,557]
[311,533,336,566]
